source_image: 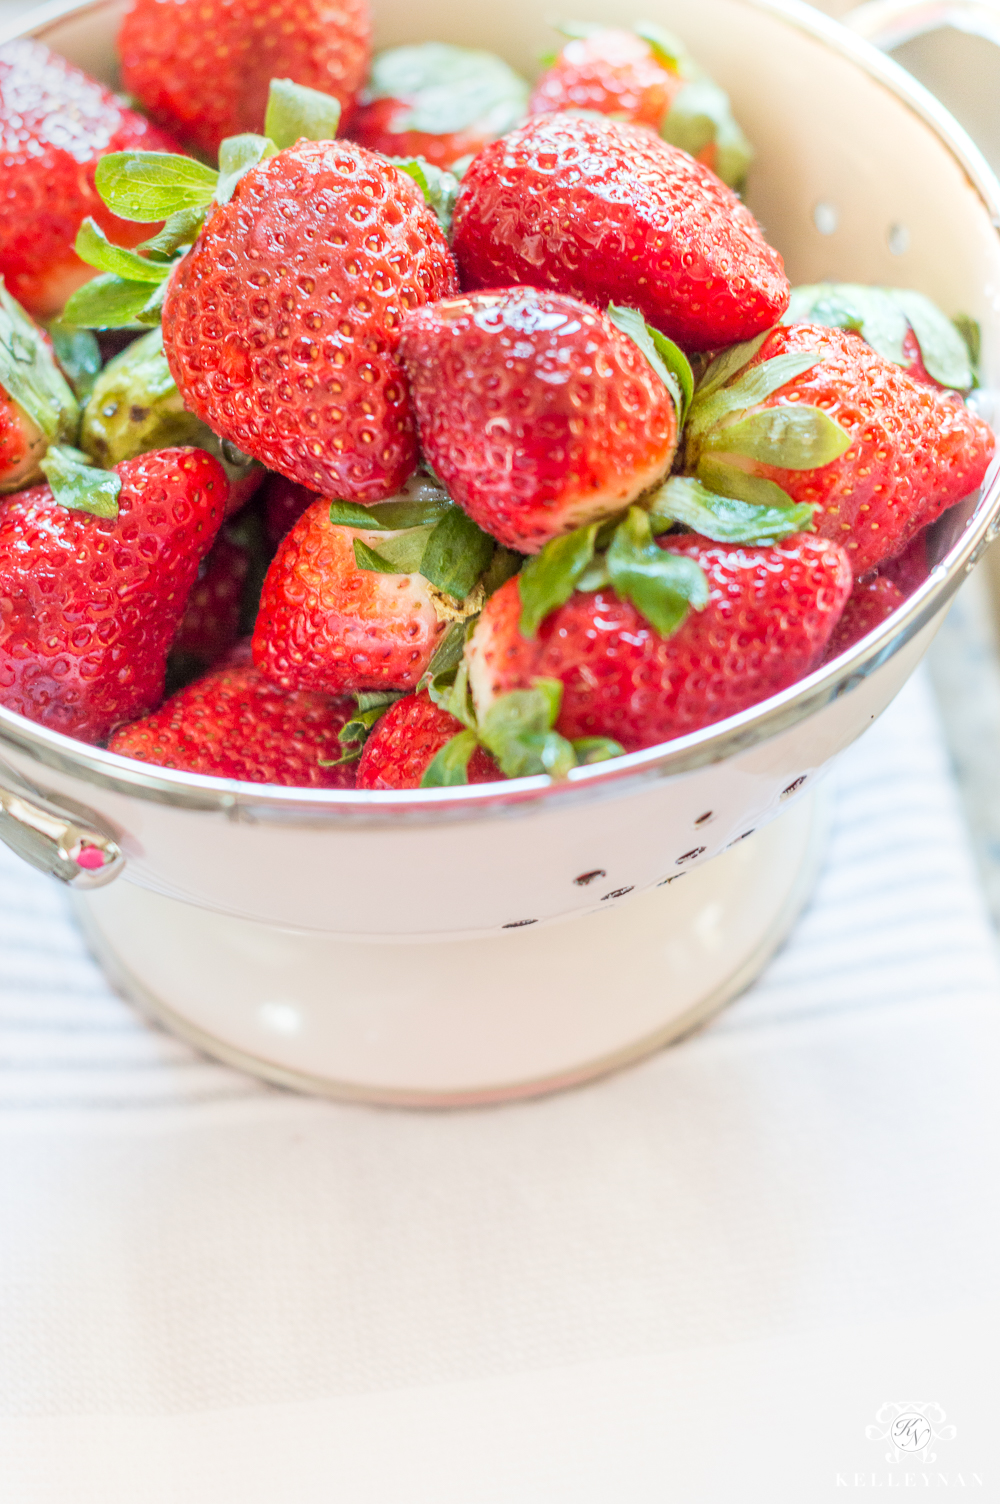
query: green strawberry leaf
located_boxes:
[264,77,342,151]
[479,680,576,779]
[607,303,693,422]
[137,206,207,261]
[576,555,611,592]
[62,273,160,329]
[369,43,529,137]
[0,281,79,443]
[886,288,974,390]
[606,506,709,636]
[784,283,908,366]
[480,544,524,599]
[518,523,597,639]
[659,76,753,190]
[420,728,481,787]
[953,313,981,372]
[426,656,476,729]
[353,528,436,575]
[696,455,801,510]
[646,475,814,543]
[135,278,170,326]
[216,133,278,205]
[322,690,405,767]
[706,405,852,470]
[425,619,468,680]
[329,493,452,531]
[39,444,121,518]
[419,507,495,600]
[572,736,625,765]
[75,218,170,284]
[689,351,821,438]
[694,332,770,403]
[631,20,687,70]
[45,323,101,403]
[390,157,461,233]
[95,151,219,223]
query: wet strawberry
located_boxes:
[252,496,450,695]
[0,39,182,318]
[683,322,994,578]
[823,575,904,662]
[0,448,226,742]
[263,474,319,550]
[466,534,852,752]
[347,42,528,170]
[110,643,357,786]
[173,532,249,665]
[0,286,80,494]
[399,288,679,552]
[162,140,458,502]
[356,690,500,788]
[119,0,371,158]
[451,113,787,351]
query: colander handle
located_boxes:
[0,765,124,889]
[844,0,1000,50]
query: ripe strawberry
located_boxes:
[0,285,81,493]
[528,26,751,188]
[110,643,357,787]
[880,528,930,595]
[399,288,679,552]
[252,496,450,695]
[119,0,371,158]
[823,575,904,663]
[356,690,500,789]
[466,534,853,752]
[682,322,994,578]
[0,39,182,318]
[0,448,226,742]
[346,42,529,170]
[162,140,458,501]
[172,531,249,665]
[263,473,319,550]
[450,113,788,351]
[0,387,45,496]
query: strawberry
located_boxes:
[356,690,501,789]
[823,575,904,663]
[0,447,226,742]
[162,139,459,501]
[464,531,853,753]
[263,473,319,550]
[109,643,357,787]
[0,284,80,494]
[346,42,528,170]
[252,493,452,696]
[119,0,371,158]
[399,288,682,552]
[450,113,788,351]
[528,23,751,188]
[682,322,994,578]
[880,528,930,595]
[0,39,182,318]
[785,283,977,393]
[172,531,249,666]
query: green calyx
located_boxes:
[784,282,976,391]
[390,158,461,232]
[342,489,498,605]
[607,304,694,424]
[63,78,345,331]
[367,43,529,139]
[0,280,79,458]
[39,445,121,519]
[45,324,102,403]
[647,474,814,543]
[323,690,406,768]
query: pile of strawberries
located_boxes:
[0,3,994,790]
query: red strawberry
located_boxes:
[823,575,904,662]
[172,531,250,665]
[0,448,226,742]
[263,474,320,550]
[162,140,458,502]
[683,322,994,579]
[119,0,371,158]
[346,42,529,170]
[110,643,357,787]
[880,528,930,595]
[0,39,182,318]
[252,497,450,695]
[399,288,679,552]
[530,29,681,132]
[356,691,501,789]
[0,388,45,496]
[450,113,788,351]
[466,535,853,752]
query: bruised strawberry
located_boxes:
[356,690,501,789]
[0,448,226,742]
[529,24,751,188]
[263,474,319,550]
[399,288,680,552]
[823,575,904,663]
[162,140,458,502]
[451,113,788,351]
[466,534,852,752]
[683,323,994,579]
[346,43,528,170]
[119,0,371,158]
[252,496,450,695]
[110,643,357,787]
[0,39,182,318]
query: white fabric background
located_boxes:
[1,671,999,1499]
